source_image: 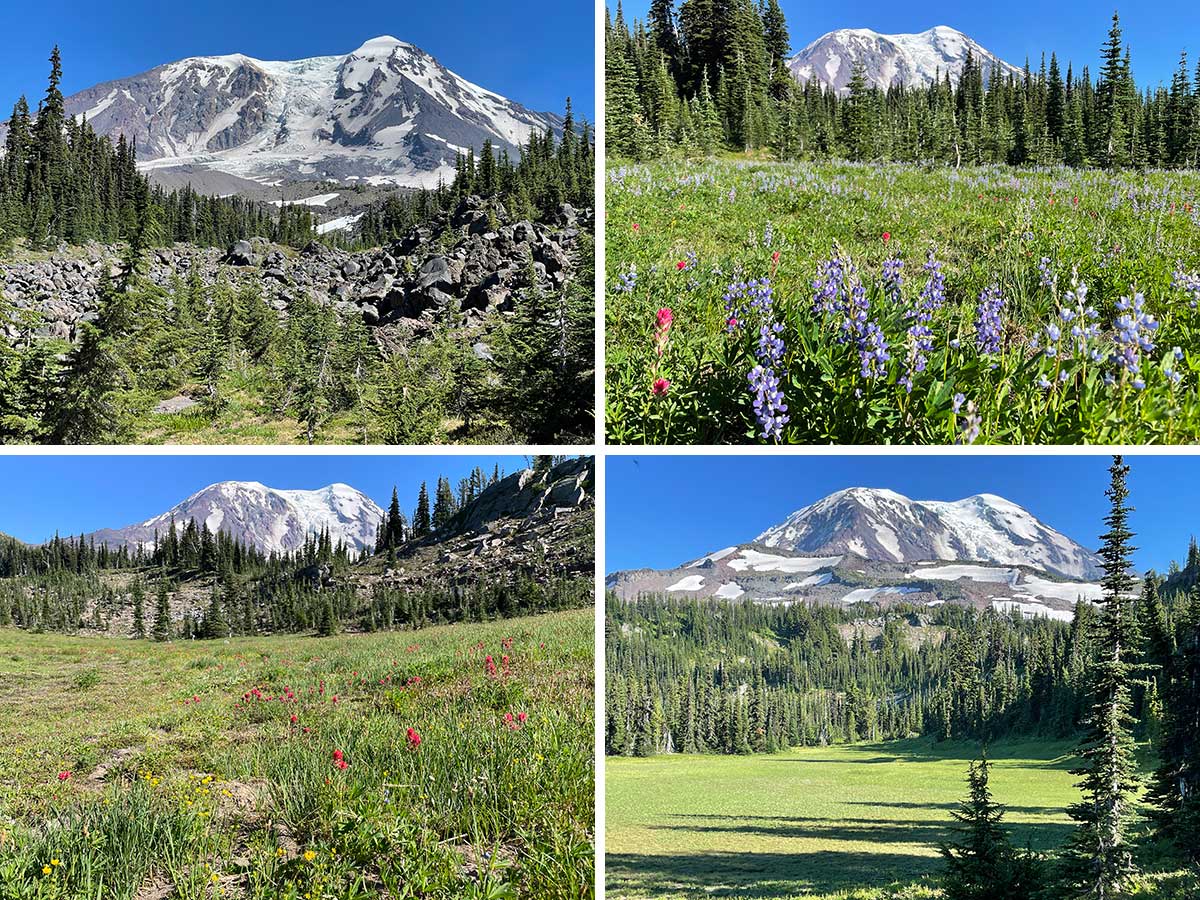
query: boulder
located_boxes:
[225,240,257,266]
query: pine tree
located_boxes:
[152,574,171,642]
[940,754,1039,900]
[130,578,146,638]
[414,482,432,537]
[1061,455,1142,898]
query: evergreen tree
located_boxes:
[1060,455,1142,898]
[151,574,171,642]
[130,577,145,639]
[414,482,432,537]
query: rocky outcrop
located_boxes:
[0,196,593,342]
[368,456,595,593]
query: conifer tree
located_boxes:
[940,754,1039,900]
[130,577,146,639]
[414,482,432,537]
[152,573,171,642]
[1061,455,1142,898]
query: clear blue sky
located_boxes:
[2,0,594,120]
[0,454,536,544]
[613,0,1198,88]
[607,455,1200,575]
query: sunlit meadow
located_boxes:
[0,610,594,900]
[605,158,1200,444]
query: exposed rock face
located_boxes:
[372,456,595,593]
[788,25,1022,94]
[0,197,593,342]
[5,36,564,187]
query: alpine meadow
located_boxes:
[604,3,1200,444]
[0,455,596,899]
[604,455,1200,899]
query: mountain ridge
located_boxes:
[11,36,563,187]
[788,25,1022,95]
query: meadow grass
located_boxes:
[605,738,1185,900]
[606,157,1200,444]
[0,609,594,899]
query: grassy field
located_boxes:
[606,157,1200,444]
[0,609,594,900]
[606,739,1084,900]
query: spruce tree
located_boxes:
[414,482,432,537]
[1061,455,1142,898]
[940,754,1039,900]
[130,577,146,639]
[152,574,172,642]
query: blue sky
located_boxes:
[614,0,1198,88]
[2,0,594,120]
[606,455,1200,575]
[0,454,535,543]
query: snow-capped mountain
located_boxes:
[86,481,384,554]
[47,36,562,187]
[788,26,1022,94]
[757,488,1100,581]
[607,488,1105,622]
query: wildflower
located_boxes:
[518,712,527,724]
[1037,257,1056,290]
[651,377,670,397]
[57,771,71,781]
[332,750,344,762]
[771,250,780,266]
[51,860,60,868]
[899,250,946,392]
[614,264,637,294]
[406,727,422,750]
[748,365,789,442]
[952,393,965,414]
[653,307,673,355]
[956,399,982,444]
[1111,292,1159,379]
[676,260,687,270]
[290,714,298,724]
[43,865,51,876]
[974,285,1004,355]
[882,232,891,243]
[304,850,316,863]
[485,654,497,677]
[632,222,640,232]
[335,759,349,770]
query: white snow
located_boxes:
[840,586,921,603]
[316,213,363,235]
[1014,574,1103,605]
[271,192,340,208]
[666,575,706,592]
[874,524,901,560]
[784,573,833,591]
[715,582,745,599]
[689,547,738,567]
[992,600,1074,623]
[727,549,841,574]
[908,564,1018,584]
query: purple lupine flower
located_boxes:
[974,285,1004,355]
[952,393,965,414]
[728,276,789,442]
[614,265,637,294]
[898,250,946,392]
[810,249,888,380]
[1110,292,1159,379]
[748,365,789,442]
[881,257,904,306]
[955,399,981,445]
[1037,257,1056,290]
[1172,267,1200,308]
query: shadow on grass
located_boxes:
[605,849,934,899]
[653,812,1072,852]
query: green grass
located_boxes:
[605,157,1200,444]
[606,739,1101,899]
[0,609,594,899]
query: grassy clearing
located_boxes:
[605,738,1181,900]
[605,158,1200,444]
[0,609,594,899]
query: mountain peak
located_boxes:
[36,37,562,188]
[85,481,385,554]
[756,488,1099,580]
[789,24,1020,94]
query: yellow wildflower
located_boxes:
[42,865,51,876]
[303,850,316,862]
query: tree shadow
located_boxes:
[605,849,935,899]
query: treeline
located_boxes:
[606,594,1098,755]
[349,100,595,248]
[0,47,318,256]
[607,3,1200,169]
[373,465,507,552]
[0,229,594,444]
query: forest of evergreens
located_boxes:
[0,458,591,638]
[607,457,1200,896]
[606,3,1200,168]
